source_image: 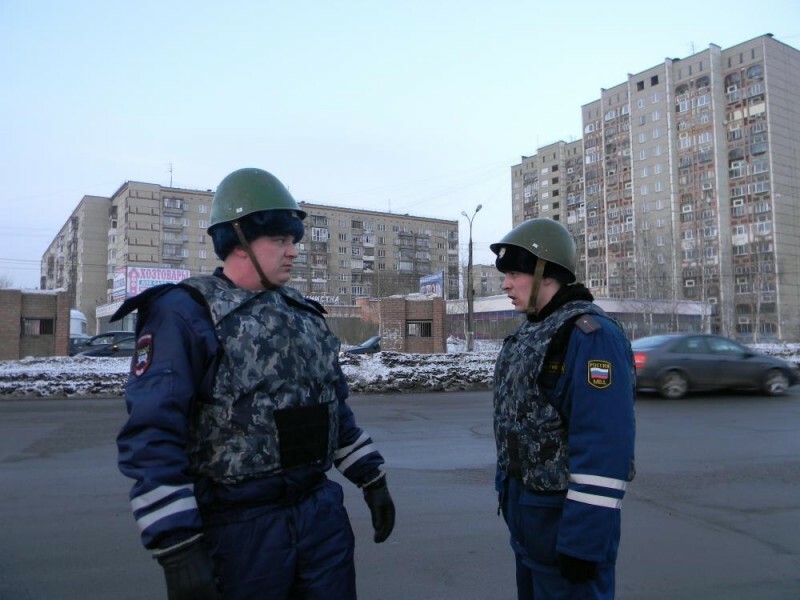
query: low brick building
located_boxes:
[0,290,71,360]
[377,294,447,354]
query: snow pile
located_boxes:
[1,343,798,399]
[0,351,498,398]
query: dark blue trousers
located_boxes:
[204,479,356,600]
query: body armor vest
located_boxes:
[494,300,602,491]
[180,276,340,483]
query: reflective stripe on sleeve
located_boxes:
[569,473,627,491]
[135,496,198,533]
[566,490,623,509]
[130,484,194,512]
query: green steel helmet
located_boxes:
[209,167,306,231]
[490,218,577,282]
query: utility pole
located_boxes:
[461,204,482,351]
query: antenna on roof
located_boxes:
[168,162,173,187]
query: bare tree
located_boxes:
[0,273,14,289]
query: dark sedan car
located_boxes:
[74,336,136,358]
[70,330,136,355]
[632,333,799,399]
[342,335,381,355]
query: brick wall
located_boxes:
[0,290,22,360]
[376,295,447,353]
[0,290,70,359]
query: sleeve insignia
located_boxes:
[132,333,154,377]
[588,359,612,389]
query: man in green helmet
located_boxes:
[491,218,635,600]
[113,168,395,600]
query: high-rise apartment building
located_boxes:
[42,181,460,332]
[512,34,800,342]
[40,195,111,334]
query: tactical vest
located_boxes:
[180,276,340,484]
[494,300,602,492]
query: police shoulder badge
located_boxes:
[133,333,154,377]
[587,359,612,389]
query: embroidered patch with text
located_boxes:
[587,359,612,389]
[133,333,154,377]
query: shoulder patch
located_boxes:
[575,314,602,334]
[587,359,612,389]
[132,333,154,377]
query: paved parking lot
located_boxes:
[1,390,799,599]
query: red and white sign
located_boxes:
[117,266,191,297]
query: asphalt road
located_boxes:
[1,390,799,599]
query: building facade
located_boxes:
[41,181,460,332]
[512,34,800,342]
[40,195,110,335]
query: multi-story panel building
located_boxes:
[511,140,585,279]
[291,203,459,305]
[462,263,505,299]
[513,34,800,341]
[40,195,110,334]
[41,181,460,330]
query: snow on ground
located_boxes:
[1,343,798,399]
[0,351,498,398]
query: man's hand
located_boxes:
[558,553,598,584]
[363,476,396,543]
[153,534,219,600]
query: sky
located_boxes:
[1,0,798,289]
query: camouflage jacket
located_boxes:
[493,300,602,491]
[180,275,340,483]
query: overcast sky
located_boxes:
[2,0,798,289]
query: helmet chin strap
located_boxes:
[232,221,277,290]
[525,259,547,317]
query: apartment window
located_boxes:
[651,76,659,86]
[311,227,329,242]
[406,320,433,337]
[199,249,207,259]
[636,81,645,91]
[22,318,55,335]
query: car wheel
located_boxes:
[657,371,688,399]
[762,369,790,396]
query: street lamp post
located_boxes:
[461,204,482,351]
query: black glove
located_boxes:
[154,535,219,600]
[558,553,598,584]
[363,476,396,543]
